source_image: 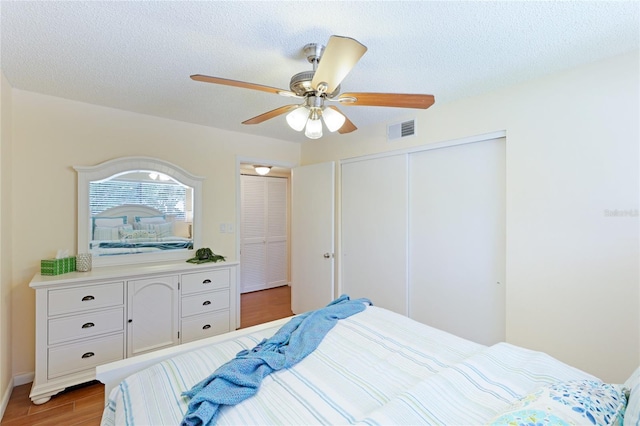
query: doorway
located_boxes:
[239,164,291,295]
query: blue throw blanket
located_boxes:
[181,295,371,426]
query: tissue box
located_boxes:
[41,257,76,276]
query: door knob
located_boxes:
[323,253,332,259]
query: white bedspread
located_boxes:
[101,306,597,425]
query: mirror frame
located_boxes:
[74,156,204,267]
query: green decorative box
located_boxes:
[41,257,76,276]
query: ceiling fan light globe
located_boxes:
[305,117,323,139]
[286,106,309,131]
[322,107,346,132]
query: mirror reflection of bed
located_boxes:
[91,204,193,257]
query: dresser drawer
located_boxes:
[181,269,229,295]
[48,307,124,345]
[48,333,124,379]
[48,282,124,316]
[181,290,229,318]
[181,311,229,344]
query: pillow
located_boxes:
[152,222,173,238]
[135,221,173,238]
[133,221,152,231]
[135,215,166,223]
[116,225,136,239]
[119,228,157,239]
[93,226,119,240]
[94,224,132,240]
[624,367,640,426]
[488,380,627,426]
[92,216,127,228]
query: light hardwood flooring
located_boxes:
[1,285,293,425]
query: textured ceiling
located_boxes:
[1,1,638,143]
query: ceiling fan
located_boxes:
[191,35,435,139]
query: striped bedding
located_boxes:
[101,306,598,425]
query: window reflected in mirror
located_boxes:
[89,171,194,257]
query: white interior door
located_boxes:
[291,162,335,314]
[341,154,408,314]
[409,138,506,345]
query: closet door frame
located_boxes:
[240,174,289,294]
[235,158,296,327]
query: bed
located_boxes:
[97,302,637,425]
[91,204,193,257]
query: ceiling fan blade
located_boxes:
[326,106,357,134]
[311,36,367,94]
[337,92,435,109]
[242,105,299,125]
[191,74,298,97]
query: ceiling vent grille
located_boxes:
[387,119,416,141]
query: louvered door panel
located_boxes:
[266,179,287,287]
[267,179,287,238]
[241,176,266,239]
[241,176,266,293]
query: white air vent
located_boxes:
[387,119,416,141]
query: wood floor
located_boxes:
[1,285,293,425]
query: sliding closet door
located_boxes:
[409,138,505,345]
[341,154,408,314]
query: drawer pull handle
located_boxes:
[81,295,95,302]
[202,279,212,284]
[202,324,211,330]
[203,300,211,306]
[81,352,95,359]
[81,322,95,329]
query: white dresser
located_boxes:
[28,261,238,404]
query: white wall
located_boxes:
[8,90,300,379]
[302,51,640,383]
[0,70,14,416]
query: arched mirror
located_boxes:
[75,157,203,267]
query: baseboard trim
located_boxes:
[13,372,34,387]
[0,372,35,420]
[0,377,12,421]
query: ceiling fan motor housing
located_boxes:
[289,71,315,95]
[290,71,340,98]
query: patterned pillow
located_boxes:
[624,367,640,426]
[488,380,627,426]
[119,229,157,239]
[134,221,173,238]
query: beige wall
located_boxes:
[9,90,301,378]
[302,51,640,383]
[0,71,14,412]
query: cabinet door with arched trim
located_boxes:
[127,275,179,357]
